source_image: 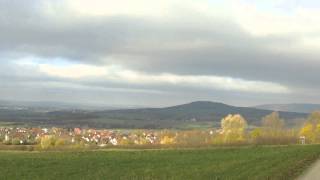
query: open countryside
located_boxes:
[1,107,320,179]
[3,0,320,179]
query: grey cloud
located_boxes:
[0,59,297,107]
[1,1,320,105]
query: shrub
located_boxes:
[11,138,22,145]
[40,135,56,150]
[160,135,176,145]
[55,139,67,147]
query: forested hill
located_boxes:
[0,101,308,128]
[96,101,307,124]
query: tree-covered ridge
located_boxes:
[0,101,307,128]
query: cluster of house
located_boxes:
[0,127,160,146]
[0,127,43,145]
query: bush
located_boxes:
[40,135,56,150]
[2,140,11,145]
[55,139,67,147]
[11,138,22,145]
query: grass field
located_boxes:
[0,145,319,180]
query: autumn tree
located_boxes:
[160,136,176,145]
[55,138,67,147]
[40,135,56,150]
[250,112,298,144]
[262,112,284,137]
[300,111,320,143]
[220,114,247,143]
[160,130,176,145]
[307,111,320,124]
[250,128,262,142]
[300,122,315,143]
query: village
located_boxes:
[0,127,170,147]
[0,113,314,149]
[0,112,316,149]
[2,127,218,149]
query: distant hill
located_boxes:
[254,103,320,113]
[0,101,308,128]
[96,101,307,125]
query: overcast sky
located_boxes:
[1,0,320,107]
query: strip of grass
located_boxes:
[0,145,319,180]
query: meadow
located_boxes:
[0,145,319,180]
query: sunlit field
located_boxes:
[0,145,319,180]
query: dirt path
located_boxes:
[298,159,320,180]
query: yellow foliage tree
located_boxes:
[308,111,320,124]
[262,112,284,129]
[40,135,56,150]
[262,112,284,137]
[250,128,262,140]
[251,112,298,145]
[118,137,131,145]
[160,135,176,145]
[300,122,315,143]
[299,111,320,143]
[221,114,247,143]
[55,138,66,147]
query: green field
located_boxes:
[0,145,319,180]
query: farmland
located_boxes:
[0,145,319,180]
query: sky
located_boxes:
[1,0,320,107]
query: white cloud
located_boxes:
[61,0,320,36]
[64,0,173,17]
[231,1,320,36]
[39,64,108,78]
[36,63,290,94]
